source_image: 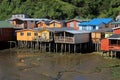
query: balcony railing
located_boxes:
[54,36,74,43]
[109,45,120,50]
[33,36,53,42]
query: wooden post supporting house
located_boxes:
[48,43,51,52]
[8,41,17,49]
[61,44,63,53]
[114,51,117,58]
[69,44,70,53]
[45,43,47,52]
[40,43,42,52]
[65,44,66,52]
[74,44,76,53]
[56,43,58,53]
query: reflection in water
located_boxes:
[0,50,19,80]
[0,49,111,80]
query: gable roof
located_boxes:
[79,18,113,26]
[112,20,120,24]
[49,20,62,23]
[36,20,51,25]
[0,21,14,28]
[67,19,82,22]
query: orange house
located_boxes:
[36,20,50,28]
[66,19,82,30]
[49,20,65,28]
[0,21,14,42]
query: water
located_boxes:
[0,49,111,80]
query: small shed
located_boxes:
[0,21,14,42]
[54,30,90,44]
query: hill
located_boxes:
[0,0,120,20]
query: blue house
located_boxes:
[79,18,113,31]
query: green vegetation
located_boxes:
[97,58,120,80]
[0,0,120,20]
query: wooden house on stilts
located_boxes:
[54,30,91,53]
[101,27,120,58]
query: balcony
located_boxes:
[33,36,53,42]
[54,36,74,43]
[109,45,120,51]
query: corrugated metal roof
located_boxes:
[108,34,120,40]
[65,30,90,34]
[46,27,74,32]
[0,21,14,28]
[92,28,113,33]
[79,18,113,26]
[9,18,50,21]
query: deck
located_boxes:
[54,36,74,43]
[33,36,53,42]
[109,45,120,51]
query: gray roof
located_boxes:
[0,21,14,28]
[108,34,120,40]
[46,27,74,32]
[9,18,50,21]
[65,30,90,34]
[92,28,113,33]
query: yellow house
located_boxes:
[49,20,64,28]
[38,29,53,42]
[16,29,54,42]
[16,29,38,41]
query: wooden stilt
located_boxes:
[48,43,51,52]
[40,43,42,52]
[79,44,81,53]
[61,44,63,53]
[74,44,76,53]
[65,44,66,53]
[111,51,113,59]
[69,44,70,53]
[45,43,46,52]
[56,43,58,53]
[114,51,117,58]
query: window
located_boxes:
[27,32,31,36]
[34,32,38,36]
[110,40,117,45]
[82,26,86,30]
[115,24,118,28]
[93,26,96,30]
[20,32,24,36]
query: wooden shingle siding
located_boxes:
[54,30,90,44]
[0,28,14,41]
[101,39,109,51]
[75,33,89,43]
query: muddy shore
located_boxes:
[0,49,120,80]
